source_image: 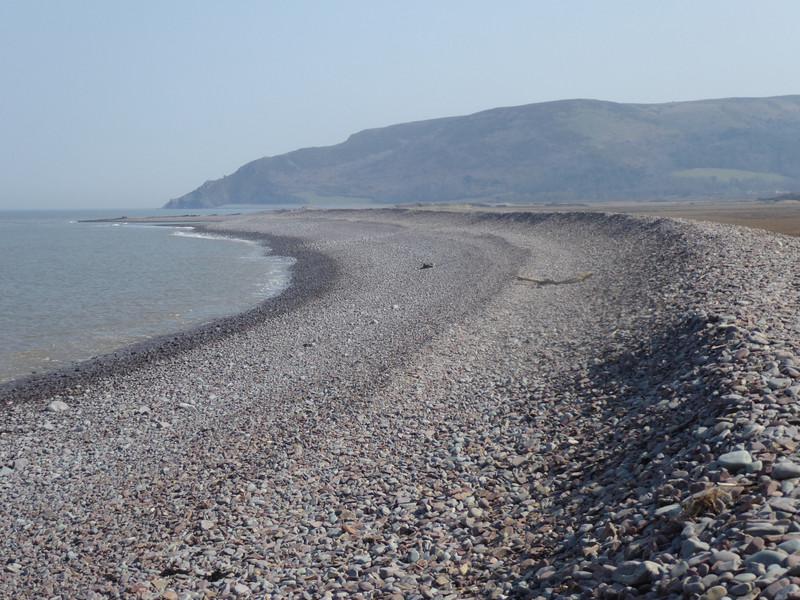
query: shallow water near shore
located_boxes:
[0,208,293,383]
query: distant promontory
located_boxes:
[165,96,800,208]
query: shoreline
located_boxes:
[0,227,337,405]
[1,208,799,599]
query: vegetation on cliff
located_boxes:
[166,96,800,208]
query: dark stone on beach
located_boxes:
[683,576,706,595]
[744,538,766,555]
[719,450,752,471]
[730,581,754,596]
[746,523,787,537]
[612,560,661,585]
[772,461,800,481]
[746,550,788,566]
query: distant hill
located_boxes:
[165,96,800,208]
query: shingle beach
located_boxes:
[2,208,800,600]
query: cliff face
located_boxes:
[165,96,800,208]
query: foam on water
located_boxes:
[171,228,257,245]
[0,209,294,383]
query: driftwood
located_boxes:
[677,484,750,521]
[515,271,594,286]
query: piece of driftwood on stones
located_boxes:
[515,271,593,286]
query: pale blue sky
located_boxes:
[1,1,798,209]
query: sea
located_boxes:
[0,208,294,384]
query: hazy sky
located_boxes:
[2,1,799,210]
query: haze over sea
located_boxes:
[0,208,293,384]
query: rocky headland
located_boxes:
[1,208,800,600]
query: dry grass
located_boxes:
[557,199,800,237]
[429,198,800,237]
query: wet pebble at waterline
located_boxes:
[0,208,799,599]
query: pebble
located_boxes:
[747,523,788,537]
[683,537,711,557]
[779,539,800,554]
[611,560,661,586]
[1,210,799,599]
[746,549,788,566]
[772,461,800,480]
[730,581,753,596]
[719,449,752,471]
[700,585,728,600]
[684,577,706,595]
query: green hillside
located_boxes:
[165,96,800,208]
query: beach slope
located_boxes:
[1,209,799,599]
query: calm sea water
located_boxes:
[0,208,294,384]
